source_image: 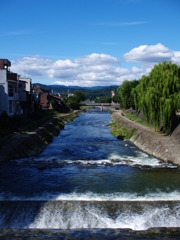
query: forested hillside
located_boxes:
[34,84,117,101]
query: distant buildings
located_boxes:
[111,90,115,104]
[32,84,64,110]
[32,84,50,109]
[68,93,74,98]
[0,59,32,116]
[111,90,115,98]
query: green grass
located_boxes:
[108,120,137,140]
[109,110,114,115]
[125,112,149,127]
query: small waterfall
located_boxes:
[0,200,180,230]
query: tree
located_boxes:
[66,91,86,110]
[73,91,86,102]
[133,61,180,132]
[116,80,139,109]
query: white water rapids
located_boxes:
[0,200,179,230]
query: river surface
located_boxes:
[0,108,180,231]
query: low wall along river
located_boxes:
[0,108,179,239]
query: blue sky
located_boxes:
[1,0,180,86]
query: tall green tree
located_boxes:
[133,61,180,132]
[117,80,139,109]
[67,91,86,110]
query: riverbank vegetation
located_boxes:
[66,91,86,110]
[115,61,180,133]
[108,120,137,140]
[125,112,149,127]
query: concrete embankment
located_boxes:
[112,111,180,165]
[0,110,83,162]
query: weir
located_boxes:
[0,200,180,229]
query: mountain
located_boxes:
[33,83,118,100]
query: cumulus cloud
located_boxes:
[10,44,180,87]
[11,53,144,86]
[172,51,180,64]
[123,43,180,64]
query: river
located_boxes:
[0,108,180,232]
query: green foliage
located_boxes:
[67,96,80,110]
[50,99,69,113]
[133,61,180,132]
[125,112,149,127]
[73,90,86,102]
[50,99,59,110]
[67,91,86,110]
[109,121,137,140]
[95,96,112,103]
[116,80,139,109]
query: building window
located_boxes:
[9,101,13,114]
[8,85,14,96]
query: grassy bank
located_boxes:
[125,112,149,127]
[108,120,137,140]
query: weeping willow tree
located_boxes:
[116,80,139,109]
[133,61,180,132]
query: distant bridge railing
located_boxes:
[81,102,120,108]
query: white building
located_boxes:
[0,59,32,116]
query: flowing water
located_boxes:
[0,108,180,231]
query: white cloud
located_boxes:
[123,43,180,64]
[98,21,148,27]
[172,51,180,64]
[12,53,141,86]
[10,44,180,87]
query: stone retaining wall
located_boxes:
[0,111,82,162]
[112,111,180,165]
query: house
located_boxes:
[68,93,74,98]
[111,90,115,104]
[0,59,32,116]
[18,78,32,114]
[111,90,115,98]
[32,84,50,109]
[0,59,21,116]
[50,94,62,105]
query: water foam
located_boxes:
[1,191,180,201]
[108,151,177,168]
[28,202,180,230]
[54,191,180,201]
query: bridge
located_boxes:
[81,101,120,110]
